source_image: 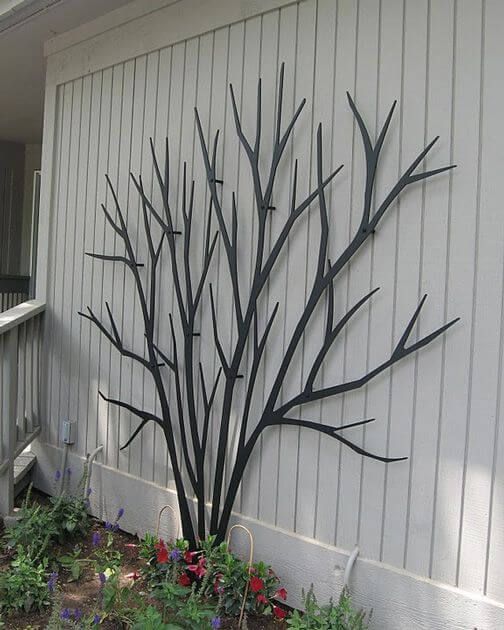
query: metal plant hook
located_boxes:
[156,504,182,540]
[226,524,254,628]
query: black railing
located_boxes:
[0,275,30,313]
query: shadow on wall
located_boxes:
[0,140,41,276]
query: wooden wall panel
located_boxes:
[40,0,504,601]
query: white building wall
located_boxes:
[35,0,504,626]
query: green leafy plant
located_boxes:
[155,581,191,612]
[50,466,90,541]
[175,587,218,629]
[207,546,283,617]
[287,586,370,630]
[101,572,142,626]
[131,605,181,630]
[0,546,50,613]
[57,546,93,582]
[92,527,123,575]
[5,471,90,561]
[4,486,56,556]
[49,493,89,541]
[154,581,219,629]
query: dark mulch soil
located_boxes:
[0,490,288,630]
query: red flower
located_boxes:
[178,573,191,586]
[273,605,287,619]
[184,550,196,563]
[256,594,268,605]
[249,576,265,593]
[156,546,168,564]
[187,557,207,578]
[275,587,287,601]
[155,541,169,564]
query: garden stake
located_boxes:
[226,524,254,629]
[156,504,181,540]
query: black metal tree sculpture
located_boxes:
[80,64,457,548]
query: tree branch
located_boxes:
[209,283,229,375]
[238,302,280,450]
[85,252,144,269]
[277,295,459,415]
[194,113,243,328]
[78,307,152,371]
[266,416,405,463]
[200,364,223,457]
[304,287,380,393]
[97,390,163,450]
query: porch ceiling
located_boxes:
[0,0,134,144]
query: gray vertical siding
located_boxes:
[41,0,504,602]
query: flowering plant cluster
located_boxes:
[49,468,91,541]
[45,570,103,627]
[92,508,125,574]
[0,473,91,616]
[139,533,288,620]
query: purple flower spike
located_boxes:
[60,608,71,620]
[87,487,92,496]
[117,507,124,520]
[93,614,101,625]
[54,470,61,481]
[98,572,107,585]
[104,521,112,531]
[74,609,83,621]
[211,617,222,629]
[66,467,72,477]
[92,531,101,546]
[47,571,58,592]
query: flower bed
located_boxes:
[0,478,369,629]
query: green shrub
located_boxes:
[57,546,92,582]
[4,487,56,556]
[154,582,220,629]
[286,586,370,630]
[101,572,142,626]
[201,539,282,617]
[5,473,90,558]
[49,493,90,541]
[0,546,50,613]
[131,606,172,630]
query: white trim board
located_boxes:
[44,0,182,56]
[32,442,504,630]
[45,0,298,85]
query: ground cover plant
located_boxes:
[0,487,367,629]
